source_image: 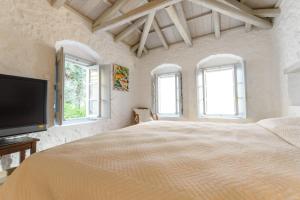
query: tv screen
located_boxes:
[0,74,47,138]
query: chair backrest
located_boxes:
[133,108,154,123]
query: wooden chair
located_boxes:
[133,108,158,124]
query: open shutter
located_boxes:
[100,64,112,119]
[87,65,100,118]
[55,47,65,125]
[197,68,205,117]
[235,62,247,118]
[151,74,157,114]
[176,73,183,116]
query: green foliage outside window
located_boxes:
[64,60,87,120]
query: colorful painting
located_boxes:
[113,64,129,91]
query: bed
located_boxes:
[1,117,300,200]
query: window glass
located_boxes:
[63,57,99,121]
[204,67,236,115]
[152,65,182,117]
[157,74,177,115]
[64,60,88,120]
[197,62,246,119]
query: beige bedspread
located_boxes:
[1,119,300,200]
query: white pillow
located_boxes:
[134,109,153,123]
[258,117,300,147]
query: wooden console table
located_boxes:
[0,137,39,164]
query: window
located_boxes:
[197,57,246,118]
[63,56,99,121]
[55,45,111,125]
[152,65,182,117]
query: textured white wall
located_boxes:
[272,0,300,116]
[1,0,299,170]
[0,0,137,169]
[136,28,282,122]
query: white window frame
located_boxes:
[55,48,112,126]
[62,54,101,123]
[197,63,247,119]
[153,72,182,118]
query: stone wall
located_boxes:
[135,28,282,122]
[272,0,300,116]
[0,0,137,169]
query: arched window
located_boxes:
[151,64,182,117]
[197,54,246,119]
[55,40,111,125]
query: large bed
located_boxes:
[1,118,300,200]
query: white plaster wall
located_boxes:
[0,0,137,169]
[136,28,282,122]
[272,0,300,116]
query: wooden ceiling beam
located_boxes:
[253,8,281,18]
[165,5,192,47]
[240,0,252,32]
[150,11,212,33]
[189,0,272,29]
[212,11,221,39]
[218,0,280,18]
[93,0,183,32]
[152,18,169,49]
[174,2,192,42]
[218,0,253,13]
[137,12,156,57]
[115,17,147,42]
[131,43,149,55]
[94,0,130,26]
[51,0,66,8]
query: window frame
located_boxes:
[197,63,247,119]
[153,71,183,118]
[62,54,101,123]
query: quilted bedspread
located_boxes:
[1,119,300,200]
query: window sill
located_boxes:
[158,115,182,120]
[197,115,250,123]
[199,115,246,120]
[57,117,109,127]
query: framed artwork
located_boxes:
[113,64,129,92]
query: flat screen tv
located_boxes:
[0,74,47,138]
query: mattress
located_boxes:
[1,118,300,200]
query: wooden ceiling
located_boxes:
[51,0,280,57]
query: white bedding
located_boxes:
[1,118,300,200]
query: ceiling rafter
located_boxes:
[218,0,280,18]
[253,9,281,18]
[240,0,252,32]
[93,0,183,32]
[50,0,280,57]
[145,0,170,49]
[115,17,147,42]
[189,0,272,29]
[150,11,212,33]
[165,5,192,47]
[174,2,192,45]
[94,0,130,26]
[212,11,221,39]
[131,43,149,54]
[138,12,156,57]
[152,18,169,49]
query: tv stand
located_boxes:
[0,137,39,164]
